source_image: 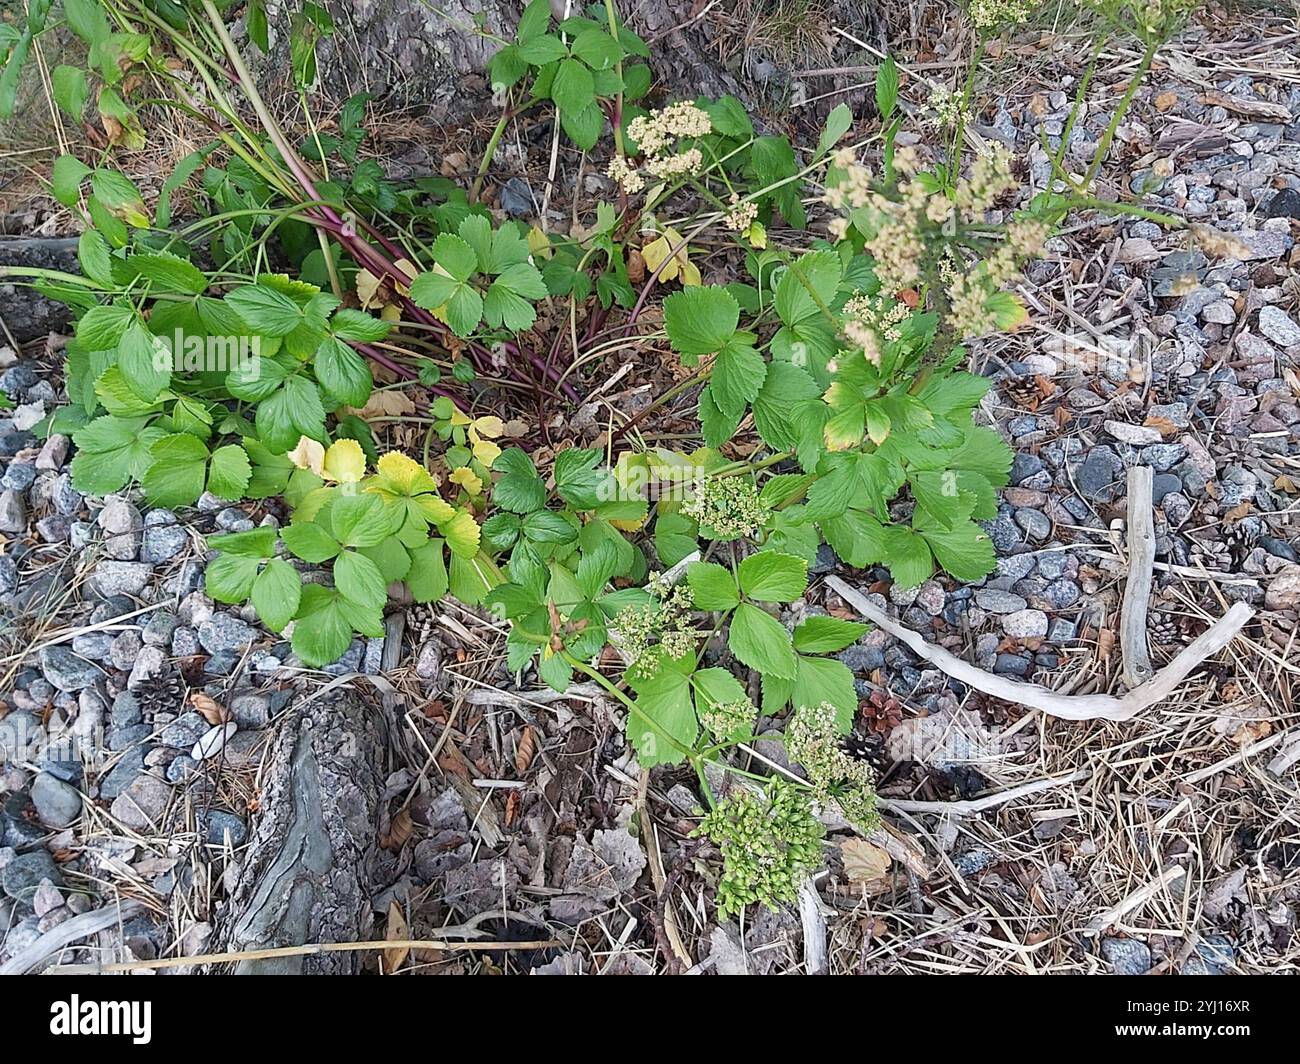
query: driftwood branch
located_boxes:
[1120,465,1156,689]
[825,576,1254,723]
[0,899,145,975]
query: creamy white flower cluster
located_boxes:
[682,476,771,541]
[785,701,880,833]
[608,102,714,193]
[617,580,697,678]
[823,143,1047,340]
[968,0,1032,30]
[723,193,758,233]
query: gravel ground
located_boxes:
[1,10,1299,975]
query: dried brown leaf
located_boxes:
[841,838,891,891]
[381,807,414,851]
[190,692,230,725]
[384,901,410,973]
[352,389,416,418]
[515,725,537,776]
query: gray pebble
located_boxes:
[1151,473,1182,503]
[975,589,1028,613]
[89,561,153,598]
[1014,508,1051,542]
[200,810,248,847]
[0,489,25,533]
[993,653,1032,677]
[159,712,209,749]
[2,850,62,903]
[197,613,254,654]
[142,610,178,647]
[1180,935,1234,975]
[1139,443,1187,471]
[1002,608,1050,639]
[1040,579,1080,609]
[111,692,143,729]
[141,510,188,563]
[1047,617,1078,643]
[30,773,82,829]
[39,645,103,692]
[1075,448,1124,502]
[97,497,143,560]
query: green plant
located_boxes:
[485,0,651,158]
[205,444,495,666]
[409,214,549,336]
[4,0,1200,921]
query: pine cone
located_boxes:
[841,734,890,775]
[974,692,1023,726]
[406,603,438,645]
[860,688,904,737]
[133,671,185,719]
[1001,375,1048,411]
[1147,613,1180,646]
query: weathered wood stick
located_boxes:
[1120,465,1156,689]
[825,575,1253,723]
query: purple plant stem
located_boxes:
[353,341,457,401]
[304,204,583,403]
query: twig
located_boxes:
[1266,730,1300,777]
[798,875,830,975]
[1184,730,1289,784]
[44,937,562,974]
[877,769,1090,817]
[1084,864,1187,935]
[0,900,145,975]
[1120,465,1156,689]
[825,576,1254,722]
[462,681,605,709]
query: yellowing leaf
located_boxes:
[641,226,700,286]
[443,509,482,558]
[287,436,325,476]
[374,451,437,494]
[986,290,1028,331]
[358,260,418,313]
[323,439,366,483]
[527,225,553,259]
[744,220,767,249]
[449,465,484,495]
[468,428,502,468]
[356,267,384,310]
[473,415,504,438]
[390,258,419,292]
[609,513,648,532]
[415,494,457,524]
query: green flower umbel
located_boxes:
[694,780,825,919]
[681,476,771,541]
[785,701,881,833]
